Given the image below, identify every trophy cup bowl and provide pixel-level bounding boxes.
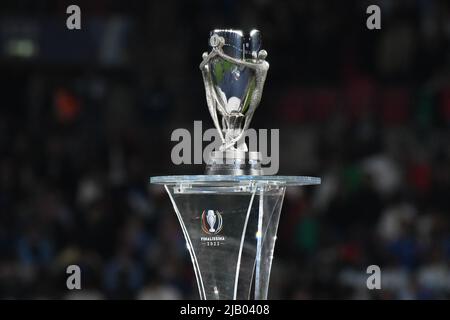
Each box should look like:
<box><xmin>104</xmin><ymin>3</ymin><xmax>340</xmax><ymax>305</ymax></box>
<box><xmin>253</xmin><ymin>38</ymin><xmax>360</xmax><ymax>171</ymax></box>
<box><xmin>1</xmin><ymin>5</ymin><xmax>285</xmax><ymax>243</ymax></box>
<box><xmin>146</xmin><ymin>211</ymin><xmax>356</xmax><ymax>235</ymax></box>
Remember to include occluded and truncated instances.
<box><xmin>151</xmin><ymin>29</ymin><xmax>321</xmax><ymax>300</ymax></box>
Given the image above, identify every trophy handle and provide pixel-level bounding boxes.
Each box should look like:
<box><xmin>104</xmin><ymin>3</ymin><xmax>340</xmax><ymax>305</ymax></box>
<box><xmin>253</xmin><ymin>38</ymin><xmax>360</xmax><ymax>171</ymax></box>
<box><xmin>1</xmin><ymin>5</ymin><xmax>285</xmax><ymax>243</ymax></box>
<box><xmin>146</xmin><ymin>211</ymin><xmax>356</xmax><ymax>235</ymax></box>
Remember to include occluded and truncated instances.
<box><xmin>201</xmin><ymin>63</ymin><xmax>226</xmax><ymax>144</ymax></box>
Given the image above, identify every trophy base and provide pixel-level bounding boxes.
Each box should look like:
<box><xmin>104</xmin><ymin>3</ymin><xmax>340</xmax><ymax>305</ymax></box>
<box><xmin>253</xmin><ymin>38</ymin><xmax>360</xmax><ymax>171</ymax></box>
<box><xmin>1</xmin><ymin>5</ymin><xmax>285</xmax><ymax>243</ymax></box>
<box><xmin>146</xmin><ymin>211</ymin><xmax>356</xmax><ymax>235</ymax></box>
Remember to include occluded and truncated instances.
<box><xmin>150</xmin><ymin>175</ymin><xmax>321</xmax><ymax>300</ymax></box>
<box><xmin>205</xmin><ymin>151</ymin><xmax>262</xmax><ymax>175</ymax></box>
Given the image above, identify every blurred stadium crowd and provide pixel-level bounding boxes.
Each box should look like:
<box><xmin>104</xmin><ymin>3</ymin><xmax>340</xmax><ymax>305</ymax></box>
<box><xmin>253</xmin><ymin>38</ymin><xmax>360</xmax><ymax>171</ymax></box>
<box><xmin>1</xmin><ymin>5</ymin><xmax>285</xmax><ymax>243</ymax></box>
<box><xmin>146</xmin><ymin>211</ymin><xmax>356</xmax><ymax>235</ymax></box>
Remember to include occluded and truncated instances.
<box><xmin>1</xmin><ymin>0</ymin><xmax>450</xmax><ymax>299</ymax></box>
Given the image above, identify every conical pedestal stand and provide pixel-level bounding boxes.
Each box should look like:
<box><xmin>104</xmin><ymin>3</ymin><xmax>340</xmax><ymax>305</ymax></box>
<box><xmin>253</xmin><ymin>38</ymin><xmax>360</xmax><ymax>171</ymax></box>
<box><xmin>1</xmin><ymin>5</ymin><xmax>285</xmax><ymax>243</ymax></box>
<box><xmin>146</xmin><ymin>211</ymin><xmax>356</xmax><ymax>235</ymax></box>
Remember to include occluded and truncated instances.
<box><xmin>150</xmin><ymin>175</ymin><xmax>320</xmax><ymax>300</ymax></box>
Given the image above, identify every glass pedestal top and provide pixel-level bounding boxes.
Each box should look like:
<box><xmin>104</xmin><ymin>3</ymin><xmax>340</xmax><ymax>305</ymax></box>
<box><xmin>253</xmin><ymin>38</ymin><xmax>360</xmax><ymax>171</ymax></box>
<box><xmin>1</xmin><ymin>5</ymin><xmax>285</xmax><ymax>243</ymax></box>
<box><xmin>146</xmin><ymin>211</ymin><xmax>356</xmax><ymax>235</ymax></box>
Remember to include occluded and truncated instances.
<box><xmin>150</xmin><ymin>175</ymin><xmax>321</xmax><ymax>186</ymax></box>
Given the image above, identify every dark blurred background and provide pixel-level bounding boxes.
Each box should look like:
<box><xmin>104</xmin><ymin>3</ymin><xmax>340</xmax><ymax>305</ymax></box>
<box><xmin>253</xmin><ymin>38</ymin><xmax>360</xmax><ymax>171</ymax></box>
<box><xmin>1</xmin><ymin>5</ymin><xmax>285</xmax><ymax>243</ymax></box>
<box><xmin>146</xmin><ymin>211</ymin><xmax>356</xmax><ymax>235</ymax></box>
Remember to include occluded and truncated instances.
<box><xmin>1</xmin><ymin>0</ymin><xmax>450</xmax><ymax>299</ymax></box>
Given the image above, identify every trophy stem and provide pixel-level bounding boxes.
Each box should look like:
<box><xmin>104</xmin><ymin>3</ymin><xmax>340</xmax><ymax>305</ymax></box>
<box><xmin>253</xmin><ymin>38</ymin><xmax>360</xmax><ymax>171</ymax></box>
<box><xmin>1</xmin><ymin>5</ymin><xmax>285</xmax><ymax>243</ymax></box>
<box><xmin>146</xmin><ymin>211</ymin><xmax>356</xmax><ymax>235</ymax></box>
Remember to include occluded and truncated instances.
<box><xmin>205</xmin><ymin>151</ymin><xmax>263</xmax><ymax>175</ymax></box>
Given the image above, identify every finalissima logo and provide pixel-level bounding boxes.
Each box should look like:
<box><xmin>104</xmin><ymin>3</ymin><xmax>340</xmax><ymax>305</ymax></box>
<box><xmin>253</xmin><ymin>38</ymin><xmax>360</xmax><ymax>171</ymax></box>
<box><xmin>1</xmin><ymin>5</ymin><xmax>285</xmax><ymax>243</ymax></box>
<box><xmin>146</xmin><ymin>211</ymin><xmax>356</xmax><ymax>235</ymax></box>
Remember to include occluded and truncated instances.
<box><xmin>201</xmin><ymin>210</ymin><xmax>223</xmax><ymax>235</ymax></box>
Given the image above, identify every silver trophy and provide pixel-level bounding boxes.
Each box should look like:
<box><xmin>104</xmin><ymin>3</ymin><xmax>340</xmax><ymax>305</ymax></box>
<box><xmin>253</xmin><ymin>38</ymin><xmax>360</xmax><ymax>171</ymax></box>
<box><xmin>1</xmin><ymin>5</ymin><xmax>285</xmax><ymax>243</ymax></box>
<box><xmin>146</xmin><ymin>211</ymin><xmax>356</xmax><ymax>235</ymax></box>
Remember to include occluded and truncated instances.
<box><xmin>151</xmin><ymin>29</ymin><xmax>321</xmax><ymax>300</ymax></box>
<box><xmin>200</xmin><ymin>29</ymin><xmax>269</xmax><ymax>175</ymax></box>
